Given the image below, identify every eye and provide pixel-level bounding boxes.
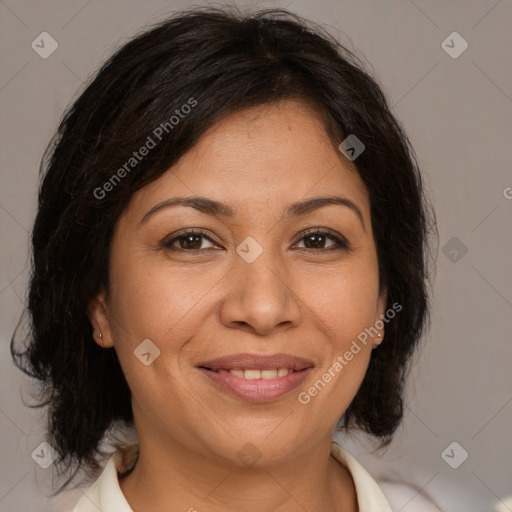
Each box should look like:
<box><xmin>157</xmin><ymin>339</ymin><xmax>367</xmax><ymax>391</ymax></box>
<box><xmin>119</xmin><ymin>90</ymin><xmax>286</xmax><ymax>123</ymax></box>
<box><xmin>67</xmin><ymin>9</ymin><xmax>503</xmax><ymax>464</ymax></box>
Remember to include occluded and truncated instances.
<box><xmin>294</xmin><ymin>229</ymin><xmax>351</xmax><ymax>251</ymax></box>
<box><xmin>161</xmin><ymin>228</ymin><xmax>351</xmax><ymax>253</ymax></box>
<box><xmin>161</xmin><ymin>230</ymin><xmax>218</xmax><ymax>251</ymax></box>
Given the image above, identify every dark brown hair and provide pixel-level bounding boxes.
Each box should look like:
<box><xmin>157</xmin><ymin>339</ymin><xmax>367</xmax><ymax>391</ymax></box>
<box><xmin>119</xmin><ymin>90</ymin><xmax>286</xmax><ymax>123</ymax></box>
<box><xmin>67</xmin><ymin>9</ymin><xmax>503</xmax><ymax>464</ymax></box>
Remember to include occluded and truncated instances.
<box><xmin>11</xmin><ymin>5</ymin><xmax>436</xmax><ymax>491</ymax></box>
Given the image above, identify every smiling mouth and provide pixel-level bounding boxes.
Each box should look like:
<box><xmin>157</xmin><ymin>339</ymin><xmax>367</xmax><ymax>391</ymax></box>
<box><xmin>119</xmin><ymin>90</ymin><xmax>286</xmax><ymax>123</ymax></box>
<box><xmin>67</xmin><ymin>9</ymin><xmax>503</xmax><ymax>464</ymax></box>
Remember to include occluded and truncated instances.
<box><xmin>196</xmin><ymin>352</ymin><xmax>315</xmax><ymax>401</ymax></box>
<box><xmin>199</xmin><ymin>367</ymin><xmax>301</xmax><ymax>379</ymax></box>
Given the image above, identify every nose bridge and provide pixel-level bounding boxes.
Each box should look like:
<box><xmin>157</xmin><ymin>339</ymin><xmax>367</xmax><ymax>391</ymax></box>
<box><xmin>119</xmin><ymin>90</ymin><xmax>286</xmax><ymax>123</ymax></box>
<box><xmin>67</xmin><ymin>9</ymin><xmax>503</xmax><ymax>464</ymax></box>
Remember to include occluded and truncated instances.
<box><xmin>220</xmin><ymin>236</ymin><xmax>301</xmax><ymax>334</ymax></box>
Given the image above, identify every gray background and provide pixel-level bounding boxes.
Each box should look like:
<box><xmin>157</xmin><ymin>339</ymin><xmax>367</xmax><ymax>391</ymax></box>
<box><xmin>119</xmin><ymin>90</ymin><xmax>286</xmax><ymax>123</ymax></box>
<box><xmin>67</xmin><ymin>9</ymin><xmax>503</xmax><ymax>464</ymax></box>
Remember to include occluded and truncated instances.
<box><xmin>1</xmin><ymin>1</ymin><xmax>511</xmax><ymax>511</ymax></box>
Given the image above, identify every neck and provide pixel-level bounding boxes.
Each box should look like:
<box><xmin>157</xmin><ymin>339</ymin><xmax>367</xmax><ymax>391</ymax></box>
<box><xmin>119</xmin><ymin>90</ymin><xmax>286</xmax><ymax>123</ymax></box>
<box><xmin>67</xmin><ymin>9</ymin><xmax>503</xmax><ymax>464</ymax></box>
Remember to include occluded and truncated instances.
<box><xmin>118</xmin><ymin>433</ymin><xmax>357</xmax><ymax>512</ymax></box>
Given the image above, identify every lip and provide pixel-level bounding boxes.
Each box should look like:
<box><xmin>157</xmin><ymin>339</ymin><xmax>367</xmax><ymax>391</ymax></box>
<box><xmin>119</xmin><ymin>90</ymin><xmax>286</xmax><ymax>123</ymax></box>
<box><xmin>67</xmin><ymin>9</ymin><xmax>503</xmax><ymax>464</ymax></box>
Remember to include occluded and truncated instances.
<box><xmin>196</xmin><ymin>352</ymin><xmax>314</xmax><ymax>371</ymax></box>
<box><xmin>196</xmin><ymin>352</ymin><xmax>315</xmax><ymax>403</ymax></box>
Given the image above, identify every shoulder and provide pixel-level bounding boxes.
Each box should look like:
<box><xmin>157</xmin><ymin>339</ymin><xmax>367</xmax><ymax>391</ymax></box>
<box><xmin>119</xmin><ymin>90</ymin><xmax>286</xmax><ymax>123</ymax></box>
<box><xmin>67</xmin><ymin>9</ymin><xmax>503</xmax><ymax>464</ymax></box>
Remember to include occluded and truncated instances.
<box><xmin>378</xmin><ymin>481</ymin><xmax>443</xmax><ymax>511</ymax></box>
<box><xmin>331</xmin><ymin>441</ymin><xmax>394</xmax><ymax>512</ymax></box>
<box><xmin>331</xmin><ymin>442</ymin><xmax>443</xmax><ymax>512</ymax></box>
<box><xmin>70</xmin><ymin>444</ymin><xmax>138</xmax><ymax>512</ymax></box>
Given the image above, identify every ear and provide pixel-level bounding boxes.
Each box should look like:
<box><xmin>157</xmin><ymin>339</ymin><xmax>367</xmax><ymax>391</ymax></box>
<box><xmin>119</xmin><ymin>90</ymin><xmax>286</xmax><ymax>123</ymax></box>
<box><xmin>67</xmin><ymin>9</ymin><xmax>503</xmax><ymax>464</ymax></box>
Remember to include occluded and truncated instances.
<box><xmin>376</xmin><ymin>285</ymin><xmax>388</xmax><ymax>318</ymax></box>
<box><xmin>87</xmin><ymin>288</ymin><xmax>114</xmax><ymax>348</ymax></box>
<box><xmin>373</xmin><ymin>285</ymin><xmax>388</xmax><ymax>348</ymax></box>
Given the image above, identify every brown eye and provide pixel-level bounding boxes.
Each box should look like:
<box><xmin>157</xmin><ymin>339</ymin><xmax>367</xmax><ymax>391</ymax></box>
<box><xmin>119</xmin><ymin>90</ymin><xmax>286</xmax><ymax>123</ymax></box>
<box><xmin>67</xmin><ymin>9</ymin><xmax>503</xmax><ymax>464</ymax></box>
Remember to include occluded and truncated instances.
<box><xmin>295</xmin><ymin>230</ymin><xmax>350</xmax><ymax>251</ymax></box>
<box><xmin>176</xmin><ymin>234</ymin><xmax>203</xmax><ymax>250</ymax></box>
<box><xmin>302</xmin><ymin>233</ymin><xmax>329</xmax><ymax>249</ymax></box>
<box><xmin>162</xmin><ymin>231</ymin><xmax>217</xmax><ymax>251</ymax></box>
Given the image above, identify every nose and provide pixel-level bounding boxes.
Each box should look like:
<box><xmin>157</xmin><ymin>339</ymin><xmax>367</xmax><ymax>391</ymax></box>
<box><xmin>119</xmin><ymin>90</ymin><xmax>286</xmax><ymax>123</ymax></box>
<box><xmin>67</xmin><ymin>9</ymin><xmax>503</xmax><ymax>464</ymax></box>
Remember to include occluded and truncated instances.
<box><xmin>218</xmin><ymin>245</ymin><xmax>302</xmax><ymax>336</ymax></box>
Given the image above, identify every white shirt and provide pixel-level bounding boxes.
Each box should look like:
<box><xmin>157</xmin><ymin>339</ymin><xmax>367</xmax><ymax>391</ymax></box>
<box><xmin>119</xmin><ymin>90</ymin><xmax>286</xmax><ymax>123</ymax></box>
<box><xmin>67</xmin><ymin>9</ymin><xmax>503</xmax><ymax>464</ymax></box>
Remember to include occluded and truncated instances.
<box><xmin>71</xmin><ymin>441</ymin><xmax>393</xmax><ymax>511</ymax></box>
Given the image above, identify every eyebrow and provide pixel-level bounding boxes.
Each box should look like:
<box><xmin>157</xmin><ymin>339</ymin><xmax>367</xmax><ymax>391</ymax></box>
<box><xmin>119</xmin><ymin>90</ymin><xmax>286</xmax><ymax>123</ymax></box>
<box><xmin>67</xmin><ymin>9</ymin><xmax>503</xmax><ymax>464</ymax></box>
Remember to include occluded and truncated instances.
<box><xmin>139</xmin><ymin>195</ymin><xmax>365</xmax><ymax>230</ymax></box>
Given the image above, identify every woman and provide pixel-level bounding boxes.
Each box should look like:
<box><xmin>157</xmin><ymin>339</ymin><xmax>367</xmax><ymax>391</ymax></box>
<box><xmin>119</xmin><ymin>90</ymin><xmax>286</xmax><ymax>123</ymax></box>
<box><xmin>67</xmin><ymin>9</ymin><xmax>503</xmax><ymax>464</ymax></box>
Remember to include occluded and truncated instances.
<box><xmin>11</xmin><ymin>6</ymin><xmax>435</xmax><ymax>511</ymax></box>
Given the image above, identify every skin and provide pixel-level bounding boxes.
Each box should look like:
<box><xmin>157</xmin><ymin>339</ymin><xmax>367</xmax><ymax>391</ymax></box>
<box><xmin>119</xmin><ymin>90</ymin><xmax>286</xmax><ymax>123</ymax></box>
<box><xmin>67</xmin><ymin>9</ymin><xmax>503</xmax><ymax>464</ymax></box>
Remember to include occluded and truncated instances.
<box><xmin>89</xmin><ymin>99</ymin><xmax>387</xmax><ymax>512</ymax></box>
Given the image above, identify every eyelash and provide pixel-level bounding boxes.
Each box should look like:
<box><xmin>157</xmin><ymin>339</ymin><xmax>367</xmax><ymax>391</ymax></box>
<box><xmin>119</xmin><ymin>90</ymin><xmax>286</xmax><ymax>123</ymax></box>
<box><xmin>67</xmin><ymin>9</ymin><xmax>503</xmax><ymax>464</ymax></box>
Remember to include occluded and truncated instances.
<box><xmin>161</xmin><ymin>228</ymin><xmax>351</xmax><ymax>253</ymax></box>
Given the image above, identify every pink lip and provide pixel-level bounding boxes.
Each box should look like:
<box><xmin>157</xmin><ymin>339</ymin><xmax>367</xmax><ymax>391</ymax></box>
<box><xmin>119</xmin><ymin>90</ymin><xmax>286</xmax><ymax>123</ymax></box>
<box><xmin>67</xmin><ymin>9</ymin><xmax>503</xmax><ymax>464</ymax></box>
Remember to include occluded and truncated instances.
<box><xmin>196</xmin><ymin>352</ymin><xmax>315</xmax><ymax>402</ymax></box>
<box><xmin>196</xmin><ymin>352</ymin><xmax>314</xmax><ymax>371</ymax></box>
<box><xmin>199</xmin><ymin>367</ymin><xmax>313</xmax><ymax>402</ymax></box>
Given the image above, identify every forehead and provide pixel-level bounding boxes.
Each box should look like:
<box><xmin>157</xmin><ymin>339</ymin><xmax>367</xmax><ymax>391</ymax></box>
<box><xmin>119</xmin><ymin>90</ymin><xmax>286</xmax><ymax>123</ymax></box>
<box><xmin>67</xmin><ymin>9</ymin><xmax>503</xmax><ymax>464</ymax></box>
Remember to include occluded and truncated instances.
<box><xmin>127</xmin><ymin>99</ymin><xmax>370</xmax><ymax>222</ymax></box>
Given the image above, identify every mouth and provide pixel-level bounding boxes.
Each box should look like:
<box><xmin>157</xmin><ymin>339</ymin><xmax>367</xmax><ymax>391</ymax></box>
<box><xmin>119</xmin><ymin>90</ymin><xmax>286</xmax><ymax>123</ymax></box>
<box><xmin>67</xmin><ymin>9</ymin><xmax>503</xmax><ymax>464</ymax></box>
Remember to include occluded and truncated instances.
<box><xmin>196</xmin><ymin>353</ymin><xmax>314</xmax><ymax>402</ymax></box>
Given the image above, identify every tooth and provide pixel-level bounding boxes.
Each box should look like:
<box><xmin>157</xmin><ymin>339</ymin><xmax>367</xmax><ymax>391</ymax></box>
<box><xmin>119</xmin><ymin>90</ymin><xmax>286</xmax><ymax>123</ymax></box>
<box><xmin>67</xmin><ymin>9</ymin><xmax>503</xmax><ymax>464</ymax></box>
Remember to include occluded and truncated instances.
<box><xmin>261</xmin><ymin>369</ymin><xmax>278</xmax><ymax>379</ymax></box>
<box><xmin>277</xmin><ymin>368</ymin><xmax>289</xmax><ymax>377</ymax></box>
<box><xmin>244</xmin><ymin>369</ymin><xmax>261</xmax><ymax>379</ymax></box>
<box><xmin>229</xmin><ymin>369</ymin><xmax>244</xmax><ymax>378</ymax></box>
<box><xmin>218</xmin><ymin>369</ymin><xmax>228</xmax><ymax>374</ymax></box>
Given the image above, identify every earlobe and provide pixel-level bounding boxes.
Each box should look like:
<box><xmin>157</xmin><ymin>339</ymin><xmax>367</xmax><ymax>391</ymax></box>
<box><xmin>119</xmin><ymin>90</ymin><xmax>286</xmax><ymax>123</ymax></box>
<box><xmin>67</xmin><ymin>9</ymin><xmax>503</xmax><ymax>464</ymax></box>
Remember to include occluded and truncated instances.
<box><xmin>87</xmin><ymin>289</ymin><xmax>114</xmax><ymax>348</ymax></box>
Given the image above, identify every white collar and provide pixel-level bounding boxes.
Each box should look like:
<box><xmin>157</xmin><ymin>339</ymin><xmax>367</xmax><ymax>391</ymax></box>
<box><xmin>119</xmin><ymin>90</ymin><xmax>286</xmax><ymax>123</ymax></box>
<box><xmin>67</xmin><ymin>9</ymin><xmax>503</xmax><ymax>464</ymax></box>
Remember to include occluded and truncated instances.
<box><xmin>73</xmin><ymin>441</ymin><xmax>392</xmax><ymax>511</ymax></box>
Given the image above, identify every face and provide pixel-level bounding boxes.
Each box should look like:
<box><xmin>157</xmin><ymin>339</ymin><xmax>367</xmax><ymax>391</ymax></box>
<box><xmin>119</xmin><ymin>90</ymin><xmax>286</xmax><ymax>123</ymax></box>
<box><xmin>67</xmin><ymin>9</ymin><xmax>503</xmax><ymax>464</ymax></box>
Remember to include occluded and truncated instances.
<box><xmin>89</xmin><ymin>99</ymin><xmax>387</xmax><ymax>465</ymax></box>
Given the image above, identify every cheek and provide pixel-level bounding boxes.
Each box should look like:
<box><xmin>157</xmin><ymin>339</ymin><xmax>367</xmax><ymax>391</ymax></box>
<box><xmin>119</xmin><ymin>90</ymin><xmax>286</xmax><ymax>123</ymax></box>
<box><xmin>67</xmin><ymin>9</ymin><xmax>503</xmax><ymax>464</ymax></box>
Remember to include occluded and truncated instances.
<box><xmin>106</xmin><ymin>258</ymin><xmax>197</xmax><ymax>417</ymax></box>
<box><xmin>106</xmin><ymin>253</ymin><xmax>228</xmax><ymax>401</ymax></box>
<box><xmin>305</xmin><ymin>257</ymin><xmax>381</xmax><ymax>344</ymax></box>
<box><xmin>295</xmin><ymin>258</ymin><xmax>379</xmax><ymax>411</ymax></box>
<box><xmin>108</xmin><ymin>254</ymin><xmax>212</xmax><ymax>343</ymax></box>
